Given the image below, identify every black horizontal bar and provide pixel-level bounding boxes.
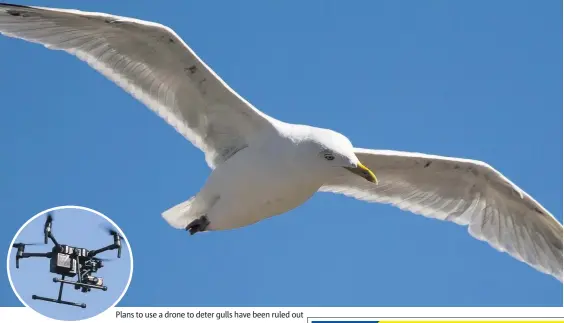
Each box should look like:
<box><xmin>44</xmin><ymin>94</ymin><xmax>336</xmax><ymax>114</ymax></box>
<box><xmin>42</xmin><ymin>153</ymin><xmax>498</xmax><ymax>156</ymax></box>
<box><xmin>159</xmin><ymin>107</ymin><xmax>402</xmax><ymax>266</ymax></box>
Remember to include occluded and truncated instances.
<box><xmin>31</xmin><ymin>295</ymin><xmax>86</xmax><ymax>308</ymax></box>
<box><xmin>53</xmin><ymin>278</ymin><xmax>107</xmax><ymax>291</ymax></box>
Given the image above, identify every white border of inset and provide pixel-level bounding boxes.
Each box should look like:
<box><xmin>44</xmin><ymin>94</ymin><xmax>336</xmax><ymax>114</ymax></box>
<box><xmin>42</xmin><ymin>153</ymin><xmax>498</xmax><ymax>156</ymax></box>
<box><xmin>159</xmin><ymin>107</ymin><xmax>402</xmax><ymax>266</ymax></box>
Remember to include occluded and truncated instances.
<box><xmin>6</xmin><ymin>205</ymin><xmax>134</xmax><ymax>322</ymax></box>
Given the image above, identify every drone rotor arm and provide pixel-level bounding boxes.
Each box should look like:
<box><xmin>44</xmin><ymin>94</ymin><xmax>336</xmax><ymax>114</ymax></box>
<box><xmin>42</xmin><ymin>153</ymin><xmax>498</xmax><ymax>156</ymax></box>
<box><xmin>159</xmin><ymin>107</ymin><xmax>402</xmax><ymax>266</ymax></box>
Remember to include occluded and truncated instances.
<box><xmin>21</xmin><ymin>252</ymin><xmax>52</xmax><ymax>258</ymax></box>
<box><xmin>14</xmin><ymin>252</ymin><xmax>52</xmax><ymax>269</ymax></box>
<box><xmin>88</xmin><ymin>244</ymin><xmax>117</xmax><ymax>257</ymax></box>
<box><xmin>89</xmin><ymin>229</ymin><xmax>123</xmax><ymax>258</ymax></box>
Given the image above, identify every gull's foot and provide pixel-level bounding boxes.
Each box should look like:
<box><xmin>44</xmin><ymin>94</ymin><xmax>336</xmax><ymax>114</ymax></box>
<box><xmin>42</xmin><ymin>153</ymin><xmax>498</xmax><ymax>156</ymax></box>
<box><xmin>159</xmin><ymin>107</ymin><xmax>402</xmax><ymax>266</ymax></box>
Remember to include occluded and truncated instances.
<box><xmin>186</xmin><ymin>216</ymin><xmax>210</xmax><ymax>235</ymax></box>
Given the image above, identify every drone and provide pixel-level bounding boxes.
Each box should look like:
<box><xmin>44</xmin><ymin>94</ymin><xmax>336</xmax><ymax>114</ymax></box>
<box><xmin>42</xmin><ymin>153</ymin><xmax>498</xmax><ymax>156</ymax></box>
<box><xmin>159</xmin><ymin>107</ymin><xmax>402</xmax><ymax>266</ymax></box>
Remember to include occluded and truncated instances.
<box><xmin>12</xmin><ymin>213</ymin><xmax>123</xmax><ymax>308</ymax></box>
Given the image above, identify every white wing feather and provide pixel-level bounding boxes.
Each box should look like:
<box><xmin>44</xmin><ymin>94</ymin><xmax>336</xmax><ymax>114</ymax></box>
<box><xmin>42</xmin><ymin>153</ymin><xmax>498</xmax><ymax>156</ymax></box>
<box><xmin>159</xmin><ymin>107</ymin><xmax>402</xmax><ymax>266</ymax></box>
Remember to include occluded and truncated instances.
<box><xmin>0</xmin><ymin>3</ymin><xmax>276</xmax><ymax>168</ymax></box>
<box><xmin>320</xmin><ymin>148</ymin><xmax>563</xmax><ymax>281</ymax></box>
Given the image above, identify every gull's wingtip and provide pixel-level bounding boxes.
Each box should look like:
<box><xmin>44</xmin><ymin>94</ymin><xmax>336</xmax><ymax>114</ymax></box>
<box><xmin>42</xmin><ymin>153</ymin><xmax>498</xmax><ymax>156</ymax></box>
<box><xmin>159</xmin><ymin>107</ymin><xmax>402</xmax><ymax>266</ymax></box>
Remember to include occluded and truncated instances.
<box><xmin>0</xmin><ymin>3</ymin><xmax>32</xmax><ymax>9</ymax></box>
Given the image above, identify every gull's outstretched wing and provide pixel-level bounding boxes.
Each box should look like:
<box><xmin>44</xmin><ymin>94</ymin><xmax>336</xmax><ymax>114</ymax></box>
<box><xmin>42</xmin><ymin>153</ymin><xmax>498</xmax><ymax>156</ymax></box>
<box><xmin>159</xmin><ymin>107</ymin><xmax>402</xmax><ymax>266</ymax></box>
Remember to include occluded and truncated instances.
<box><xmin>320</xmin><ymin>148</ymin><xmax>563</xmax><ymax>281</ymax></box>
<box><xmin>0</xmin><ymin>3</ymin><xmax>275</xmax><ymax>168</ymax></box>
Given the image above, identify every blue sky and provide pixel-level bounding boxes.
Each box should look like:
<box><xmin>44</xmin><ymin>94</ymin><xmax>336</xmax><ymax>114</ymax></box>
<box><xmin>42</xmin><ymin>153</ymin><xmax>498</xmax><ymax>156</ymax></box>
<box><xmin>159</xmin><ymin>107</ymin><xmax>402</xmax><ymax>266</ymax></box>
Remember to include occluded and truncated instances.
<box><xmin>0</xmin><ymin>0</ymin><xmax>561</xmax><ymax>307</ymax></box>
<box><xmin>6</xmin><ymin>208</ymin><xmax>132</xmax><ymax>320</ymax></box>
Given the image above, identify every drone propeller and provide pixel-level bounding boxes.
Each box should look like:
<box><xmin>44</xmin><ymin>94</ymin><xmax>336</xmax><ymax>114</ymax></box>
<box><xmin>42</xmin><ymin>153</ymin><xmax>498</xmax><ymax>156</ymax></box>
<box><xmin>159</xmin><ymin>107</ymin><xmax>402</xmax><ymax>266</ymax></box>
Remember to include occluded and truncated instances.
<box><xmin>43</xmin><ymin>213</ymin><xmax>54</xmax><ymax>244</ymax></box>
<box><xmin>100</xmin><ymin>224</ymin><xmax>123</xmax><ymax>238</ymax></box>
<box><xmin>12</xmin><ymin>243</ymin><xmax>29</xmax><ymax>269</ymax></box>
<box><xmin>100</xmin><ymin>224</ymin><xmax>123</xmax><ymax>258</ymax></box>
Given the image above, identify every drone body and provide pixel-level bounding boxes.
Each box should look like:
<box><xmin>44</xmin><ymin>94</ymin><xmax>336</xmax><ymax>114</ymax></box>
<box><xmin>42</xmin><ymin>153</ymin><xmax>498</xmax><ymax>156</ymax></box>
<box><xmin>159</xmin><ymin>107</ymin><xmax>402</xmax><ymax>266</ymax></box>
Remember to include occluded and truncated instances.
<box><xmin>12</xmin><ymin>213</ymin><xmax>123</xmax><ymax>308</ymax></box>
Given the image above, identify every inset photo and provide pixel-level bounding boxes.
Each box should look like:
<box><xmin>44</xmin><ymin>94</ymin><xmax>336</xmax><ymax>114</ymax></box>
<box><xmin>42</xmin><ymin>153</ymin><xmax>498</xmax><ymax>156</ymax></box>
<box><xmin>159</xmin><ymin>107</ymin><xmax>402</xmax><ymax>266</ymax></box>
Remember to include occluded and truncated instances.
<box><xmin>6</xmin><ymin>206</ymin><xmax>133</xmax><ymax>321</ymax></box>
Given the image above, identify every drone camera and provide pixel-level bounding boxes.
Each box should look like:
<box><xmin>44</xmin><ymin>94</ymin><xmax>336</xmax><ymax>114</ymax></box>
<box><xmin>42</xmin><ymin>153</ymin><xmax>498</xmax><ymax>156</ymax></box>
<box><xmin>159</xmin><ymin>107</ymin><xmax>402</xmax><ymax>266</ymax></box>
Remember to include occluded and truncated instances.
<box><xmin>84</xmin><ymin>275</ymin><xmax>103</xmax><ymax>287</ymax></box>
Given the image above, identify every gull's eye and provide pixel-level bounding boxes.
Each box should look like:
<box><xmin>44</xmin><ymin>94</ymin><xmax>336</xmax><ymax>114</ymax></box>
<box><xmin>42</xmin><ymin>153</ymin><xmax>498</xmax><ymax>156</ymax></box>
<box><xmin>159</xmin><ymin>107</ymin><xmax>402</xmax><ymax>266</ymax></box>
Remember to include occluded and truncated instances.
<box><xmin>324</xmin><ymin>153</ymin><xmax>335</xmax><ymax>161</ymax></box>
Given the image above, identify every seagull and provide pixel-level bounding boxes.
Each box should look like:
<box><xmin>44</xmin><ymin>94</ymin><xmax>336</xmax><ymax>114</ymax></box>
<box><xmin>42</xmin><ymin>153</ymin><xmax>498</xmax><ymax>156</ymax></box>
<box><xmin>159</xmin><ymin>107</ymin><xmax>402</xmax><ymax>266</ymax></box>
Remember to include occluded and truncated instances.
<box><xmin>0</xmin><ymin>3</ymin><xmax>561</xmax><ymax>282</ymax></box>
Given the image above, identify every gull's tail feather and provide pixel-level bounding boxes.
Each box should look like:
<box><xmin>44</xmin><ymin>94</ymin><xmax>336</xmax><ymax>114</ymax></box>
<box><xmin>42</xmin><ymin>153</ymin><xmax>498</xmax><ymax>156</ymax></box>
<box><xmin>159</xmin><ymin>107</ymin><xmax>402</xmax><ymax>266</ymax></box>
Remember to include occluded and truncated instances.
<box><xmin>162</xmin><ymin>197</ymin><xmax>197</xmax><ymax>229</ymax></box>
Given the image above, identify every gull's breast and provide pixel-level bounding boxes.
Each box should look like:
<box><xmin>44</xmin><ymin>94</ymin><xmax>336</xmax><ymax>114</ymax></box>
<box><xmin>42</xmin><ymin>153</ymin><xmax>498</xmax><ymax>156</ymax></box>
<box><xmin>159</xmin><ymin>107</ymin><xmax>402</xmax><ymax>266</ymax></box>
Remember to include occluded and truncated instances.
<box><xmin>204</xmin><ymin>139</ymin><xmax>325</xmax><ymax>230</ymax></box>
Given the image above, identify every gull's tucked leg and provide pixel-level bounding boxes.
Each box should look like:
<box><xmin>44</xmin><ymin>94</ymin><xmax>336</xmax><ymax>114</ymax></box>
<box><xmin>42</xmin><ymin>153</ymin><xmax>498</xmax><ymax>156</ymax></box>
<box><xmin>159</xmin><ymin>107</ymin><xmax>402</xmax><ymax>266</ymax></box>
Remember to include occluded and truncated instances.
<box><xmin>185</xmin><ymin>215</ymin><xmax>210</xmax><ymax>235</ymax></box>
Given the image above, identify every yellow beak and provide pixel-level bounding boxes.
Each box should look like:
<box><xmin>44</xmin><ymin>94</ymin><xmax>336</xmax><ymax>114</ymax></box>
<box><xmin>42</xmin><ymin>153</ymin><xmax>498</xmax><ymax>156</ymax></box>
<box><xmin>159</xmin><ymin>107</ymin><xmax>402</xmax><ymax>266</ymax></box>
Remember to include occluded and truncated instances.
<box><xmin>345</xmin><ymin>162</ymin><xmax>378</xmax><ymax>184</ymax></box>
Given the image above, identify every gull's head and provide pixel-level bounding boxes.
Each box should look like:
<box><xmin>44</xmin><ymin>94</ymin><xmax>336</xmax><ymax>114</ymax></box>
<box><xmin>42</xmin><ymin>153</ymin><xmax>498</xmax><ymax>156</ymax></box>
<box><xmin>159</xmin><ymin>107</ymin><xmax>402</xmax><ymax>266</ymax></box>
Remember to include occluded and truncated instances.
<box><xmin>303</xmin><ymin>128</ymin><xmax>377</xmax><ymax>184</ymax></box>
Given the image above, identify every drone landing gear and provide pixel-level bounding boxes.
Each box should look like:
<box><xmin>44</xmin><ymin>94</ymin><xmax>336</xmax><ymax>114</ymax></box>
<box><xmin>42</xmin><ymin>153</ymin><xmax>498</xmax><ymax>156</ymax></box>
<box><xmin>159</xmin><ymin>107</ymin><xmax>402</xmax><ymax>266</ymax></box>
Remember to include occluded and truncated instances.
<box><xmin>32</xmin><ymin>295</ymin><xmax>85</xmax><ymax>308</ymax></box>
<box><xmin>54</xmin><ymin>277</ymin><xmax>107</xmax><ymax>292</ymax></box>
<box><xmin>32</xmin><ymin>275</ymin><xmax>87</xmax><ymax>308</ymax></box>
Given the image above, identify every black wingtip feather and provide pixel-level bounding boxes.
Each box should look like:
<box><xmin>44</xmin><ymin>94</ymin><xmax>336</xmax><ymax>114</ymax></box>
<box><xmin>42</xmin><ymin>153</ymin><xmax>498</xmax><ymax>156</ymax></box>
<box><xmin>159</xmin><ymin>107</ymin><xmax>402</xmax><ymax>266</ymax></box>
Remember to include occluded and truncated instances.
<box><xmin>0</xmin><ymin>3</ymin><xmax>33</xmax><ymax>9</ymax></box>
<box><xmin>0</xmin><ymin>3</ymin><xmax>34</xmax><ymax>17</ymax></box>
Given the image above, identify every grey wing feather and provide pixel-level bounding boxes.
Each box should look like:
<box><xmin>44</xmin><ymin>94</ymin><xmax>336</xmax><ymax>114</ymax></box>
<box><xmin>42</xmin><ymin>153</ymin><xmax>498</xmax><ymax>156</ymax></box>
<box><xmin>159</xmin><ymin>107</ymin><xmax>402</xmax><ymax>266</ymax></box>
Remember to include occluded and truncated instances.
<box><xmin>320</xmin><ymin>148</ymin><xmax>563</xmax><ymax>281</ymax></box>
<box><xmin>0</xmin><ymin>3</ymin><xmax>275</xmax><ymax>168</ymax></box>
